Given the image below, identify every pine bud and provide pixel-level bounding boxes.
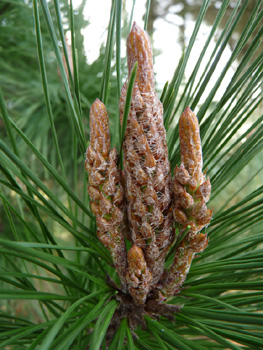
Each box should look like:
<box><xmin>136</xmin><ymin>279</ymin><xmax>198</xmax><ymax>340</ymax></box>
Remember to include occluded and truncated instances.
<box><xmin>126</xmin><ymin>245</ymin><xmax>153</xmax><ymax>305</ymax></box>
<box><xmin>85</xmin><ymin>99</ymin><xmax>127</xmax><ymax>289</ymax></box>
<box><xmin>161</xmin><ymin>107</ymin><xmax>212</xmax><ymax>296</ymax></box>
<box><xmin>173</xmin><ymin>107</ymin><xmax>212</xmax><ymax>232</ymax></box>
<box><xmin>161</xmin><ymin>233</ymin><xmax>208</xmax><ymax>296</ymax></box>
<box><xmin>179</xmin><ymin>107</ymin><xmax>203</xmax><ymax>188</ymax></box>
<box><xmin>120</xmin><ymin>22</ymin><xmax>174</xmax><ymax>285</ymax></box>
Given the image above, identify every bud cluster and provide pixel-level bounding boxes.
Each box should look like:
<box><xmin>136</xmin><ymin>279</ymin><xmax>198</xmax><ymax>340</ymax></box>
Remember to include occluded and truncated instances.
<box><xmin>85</xmin><ymin>23</ymin><xmax>212</xmax><ymax>315</ymax></box>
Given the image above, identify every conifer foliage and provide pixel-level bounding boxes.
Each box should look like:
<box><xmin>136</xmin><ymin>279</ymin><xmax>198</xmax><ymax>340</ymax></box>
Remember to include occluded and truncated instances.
<box><xmin>0</xmin><ymin>0</ymin><xmax>263</xmax><ymax>349</ymax></box>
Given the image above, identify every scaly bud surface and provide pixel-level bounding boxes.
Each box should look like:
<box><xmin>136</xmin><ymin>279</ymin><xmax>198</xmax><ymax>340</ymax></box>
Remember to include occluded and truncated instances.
<box><xmin>85</xmin><ymin>99</ymin><xmax>127</xmax><ymax>289</ymax></box>
<box><xmin>120</xmin><ymin>22</ymin><xmax>174</xmax><ymax>285</ymax></box>
<box><xmin>161</xmin><ymin>107</ymin><xmax>212</xmax><ymax>296</ymax></box>
<box><xmin>126</xmin><ymin>245</ymin><xmax>153</xmax><ymax>305</ymax></box>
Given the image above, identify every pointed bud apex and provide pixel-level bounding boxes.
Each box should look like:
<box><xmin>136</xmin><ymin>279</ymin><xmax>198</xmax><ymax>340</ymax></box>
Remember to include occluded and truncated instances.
<box><xmin>89</xmin><ymin>99</ymin><xmax>111</xmax><ymax>159</ymax></box>
<box><xmin>179</xmin><ymin>107</ymin><xmax>203</xmax><ymax>182</ymax></box>
<box><xmin>127</xmin><ymin>244</ymin><xmax>153</xmax><ymax>305</ymax></box>
<box><xmin>127</xmin><ymin>22</ymin><xmax>154</xmax><ymax>92</ymax></box>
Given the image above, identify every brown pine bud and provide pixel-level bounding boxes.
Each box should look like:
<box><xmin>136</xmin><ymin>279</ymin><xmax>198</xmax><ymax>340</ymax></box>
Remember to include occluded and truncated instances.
<box><xmin>179</xmin><ymin>106</ymin><xmax>203</xmax><ymax>186</ymax></box>
<box><xmin>160</xmin><ymin>233</ymin><xmax>208</xmax><ymax>296</ymax></box>
<box><xmin>163</xmin><ymin>107</ymin><xmax>212</xmax><ymax>297</ymax></box>
<box><xmin>126</xmin><ymin>245</ymin><xmax>153</xmax><ymax>305</ymax></box>
<box><xmin>126</xmin><ymin>22</ymin><xmax>155</xmax><ymax>94</ymax></box>
<box><xmin>85</xmin><ymin>99</ymin><xmax>127</xmax><ymax>290</ymax></box>
<box><xmin>89</xmin><ymin>99</ymin><xmax>110</xmax><ymax>158</ymax></box>
<box><xmin>172</xmin><ymin>107</ymin><xmax>212</xmax><ymax>233</ymax></box>
<box><xmin>120</xmin><ymin>22</ymin><xmax>173</xmax><ymax>285</ymax></box>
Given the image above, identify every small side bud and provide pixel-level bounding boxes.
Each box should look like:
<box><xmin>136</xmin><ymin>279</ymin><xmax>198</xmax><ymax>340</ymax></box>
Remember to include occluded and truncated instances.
<box><xmin>127</xmin><ymin>245</ymin><xmax>153</xmax><ymax>305</ymax></box>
